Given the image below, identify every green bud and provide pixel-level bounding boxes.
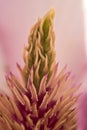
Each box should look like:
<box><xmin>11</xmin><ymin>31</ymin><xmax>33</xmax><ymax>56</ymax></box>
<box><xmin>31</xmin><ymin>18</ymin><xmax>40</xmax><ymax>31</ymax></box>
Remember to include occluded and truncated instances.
<box><xmin>23</xmin><ymin>9</ymin><xmax>56</xmax><ymax>91</ymax></box>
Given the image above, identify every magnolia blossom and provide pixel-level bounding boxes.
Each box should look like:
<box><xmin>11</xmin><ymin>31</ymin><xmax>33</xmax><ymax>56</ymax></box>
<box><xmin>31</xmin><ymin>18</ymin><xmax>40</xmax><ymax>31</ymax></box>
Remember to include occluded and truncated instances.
<box><xmin>0</xmin><ymin>1</ymin><xmax>87</xmax><ymax>130</ymax></box>
<box><xmin>0</xmin><ymin>8</ymin><xmax>80</xmax><ymax>130</ymax></box>
<box><xmin>0</xmin><ymin>0</ymin><xmax>86</xmax><ymax>78</ymax></box>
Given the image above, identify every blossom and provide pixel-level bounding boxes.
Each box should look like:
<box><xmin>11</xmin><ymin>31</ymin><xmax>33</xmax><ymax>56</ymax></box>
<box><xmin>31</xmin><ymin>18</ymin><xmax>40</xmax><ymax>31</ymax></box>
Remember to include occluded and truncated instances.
<box><xmin>0</xmin><ymin>9</ymin><xmax>80</xmax><ymax>130</ymax></box>
<box><xmin>0</xmin><ymin>0</ymin><xmax>86</xmax><ymax>78</ymax></box>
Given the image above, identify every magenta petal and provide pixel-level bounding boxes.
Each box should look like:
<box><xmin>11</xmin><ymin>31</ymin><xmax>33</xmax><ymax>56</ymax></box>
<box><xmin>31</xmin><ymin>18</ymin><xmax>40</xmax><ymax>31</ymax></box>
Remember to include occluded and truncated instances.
<box><xmin>77</xmin><ymin>93</ymin><xmax>87</xmax><ymax>130</ymax></box>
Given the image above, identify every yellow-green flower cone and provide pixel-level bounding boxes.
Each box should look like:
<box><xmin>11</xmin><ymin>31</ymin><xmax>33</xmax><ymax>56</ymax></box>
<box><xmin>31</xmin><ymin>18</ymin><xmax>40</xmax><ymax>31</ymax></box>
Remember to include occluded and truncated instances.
<box><xmin>23</xmin><ymin>9</ymin><xmax>56</xmax><ymax>91</ymax></box>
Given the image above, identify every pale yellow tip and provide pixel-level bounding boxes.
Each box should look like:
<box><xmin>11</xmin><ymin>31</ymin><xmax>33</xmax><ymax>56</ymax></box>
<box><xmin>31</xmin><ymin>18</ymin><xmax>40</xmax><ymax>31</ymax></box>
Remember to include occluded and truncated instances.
<box><xmin>44</xmin><ymin>8</ymin><xmax>55</xmax><ymax>20</ymax></box>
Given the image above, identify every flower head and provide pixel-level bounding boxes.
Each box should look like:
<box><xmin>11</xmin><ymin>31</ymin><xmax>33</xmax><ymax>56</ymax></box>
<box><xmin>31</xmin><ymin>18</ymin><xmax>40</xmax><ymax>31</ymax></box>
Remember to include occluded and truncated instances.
<box><xmin>0</xmin><ymin>9</ymin><xmax>80</xmax><ymax>130</ymax></box>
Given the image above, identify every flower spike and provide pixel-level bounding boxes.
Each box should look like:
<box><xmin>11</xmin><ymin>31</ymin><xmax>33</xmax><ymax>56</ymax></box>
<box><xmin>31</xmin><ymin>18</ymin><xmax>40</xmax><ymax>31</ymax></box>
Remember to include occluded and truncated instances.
<box><xmin>0</xmin><ymin>9</ymin><xmax>80</xmax><ymax>130</ymax></box>
<box><xmin>23</xmin><ymin>9</ymin><xmax>56</xmax><ymax>91</ymax></box>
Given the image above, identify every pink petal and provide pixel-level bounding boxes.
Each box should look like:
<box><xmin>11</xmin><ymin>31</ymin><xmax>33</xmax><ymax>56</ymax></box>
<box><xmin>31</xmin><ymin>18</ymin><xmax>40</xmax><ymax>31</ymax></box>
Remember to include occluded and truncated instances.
<box><xmin>77</xmin><ymin>93</ymin><xmax>87</xmax><ymax>130</ymax></box>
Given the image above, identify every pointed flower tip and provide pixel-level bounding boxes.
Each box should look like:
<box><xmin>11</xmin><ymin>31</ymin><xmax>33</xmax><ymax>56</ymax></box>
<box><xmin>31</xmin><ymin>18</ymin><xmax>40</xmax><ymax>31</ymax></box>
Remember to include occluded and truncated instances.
<box><xmin>9</xmin><ymin>71</ymin><xmax>13</xmax><ymax>76</ymax></box>
<box><xmin>43</xmin><ymin>8</ymin><xmax>55</xmax><ymax>23</ymax></box>
<box><xmin>47</xmin><ymin>8</ymin><xmax>55</xmax><ymax>19</ymax></box>
<box><xmin>16</xmin><ymin>62</ymin><xmax>19</xmax><ymax>68</ymax></box>
<box><xmin>54</xmin><ymin>63</ymin><xmax>59</xmax><ymax>72</ymax></box>
<box><xmin>5</xmin><ymin>75</ymin><xmax>8</xmax><ymax>81</ymax></box>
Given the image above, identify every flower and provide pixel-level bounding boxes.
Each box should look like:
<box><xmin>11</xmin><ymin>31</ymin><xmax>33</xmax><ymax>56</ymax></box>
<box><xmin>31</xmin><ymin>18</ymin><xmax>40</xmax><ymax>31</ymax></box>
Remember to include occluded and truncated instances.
<box><xmin>0</xmin><ymin>9</ymin><xmax>80</xmax><ymax>130</ymax></box>
<box><xmin>0</xmin><ymin>0</ymin><xmax>86</xmax><ymax>79</ymax></box>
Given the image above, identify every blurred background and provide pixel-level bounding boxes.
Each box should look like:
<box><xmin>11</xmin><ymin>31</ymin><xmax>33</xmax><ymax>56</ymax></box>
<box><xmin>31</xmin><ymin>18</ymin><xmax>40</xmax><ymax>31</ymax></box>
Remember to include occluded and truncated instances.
<box><xmin>0</xmin><ymin>0</ymin><xmax>87</xmax><ymax>92</ymax></box>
